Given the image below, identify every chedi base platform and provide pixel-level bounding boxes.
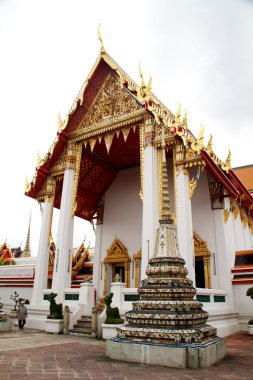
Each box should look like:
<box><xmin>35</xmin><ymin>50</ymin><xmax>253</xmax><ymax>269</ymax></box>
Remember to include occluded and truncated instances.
<box><xmin>106</xmin><ymin>337</ymin><xmax>226</xmax><ymax>368</ymax></box>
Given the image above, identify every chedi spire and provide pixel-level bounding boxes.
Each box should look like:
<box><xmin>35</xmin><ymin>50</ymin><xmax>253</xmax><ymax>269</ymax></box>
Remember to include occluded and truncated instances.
<box><xmin>107</xmin><ymin>125</ymin><xmax>225</xmax><ymax>368</ymax></box>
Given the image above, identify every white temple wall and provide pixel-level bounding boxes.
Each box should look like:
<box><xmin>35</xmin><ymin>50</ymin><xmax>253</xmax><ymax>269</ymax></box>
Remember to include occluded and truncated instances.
<box><xmin>191</xmin><ymin>171</ymin><xmax>218</xmax><ymax>288</ymax></box>
<box><xmin>233</xmin><ymin>284</ymin><xmax>253</xmax><ymax>331</ymax></box>
<box><xmin>98</xmin><ymin>166</ymin><xmax>142</xmax><ymax>297</ymax></box>
<box><xmin>243</xmin><ymin>225</ymin><xmax>252</xmax><ymax>249</ymax></box>
<box><xmin>0</xmin><ymin>287</ymin><xmax>32</xmax><ymax>306</ymax></box>
<box><xmin>233</xmin><ymin>215</ymin><xmax>247</xmax><ymax>250</ymax></box>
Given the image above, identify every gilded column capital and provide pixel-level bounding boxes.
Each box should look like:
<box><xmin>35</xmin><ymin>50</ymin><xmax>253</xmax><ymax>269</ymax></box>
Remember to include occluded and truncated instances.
<box><xmin>66</xmin><ymin>142</ymin><xmax>77</xmax><ymax>170</ymax></box>
<box><xmin>96</xmin><ymin>198</ymin><xmax>105</xmax><ymax>225</ymax></box>
<box><xmin>44</xmin><ymin>177</ymin><xmax>56</xmax><ymax>203</ymax></box>
<box><xmin>143</xmin><ymin>117</ymin><xmax>155</xmax><ymax>147</ymax></box>
<box><xmin>174</xmin><ymin>143</ymin><xmax>185</xmax><ymax>164</ymax></box>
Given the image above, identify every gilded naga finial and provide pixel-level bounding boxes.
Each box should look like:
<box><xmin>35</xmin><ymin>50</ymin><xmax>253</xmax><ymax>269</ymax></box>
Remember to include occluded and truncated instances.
<box><xmin>225</xmin><ymin>150</ymin><xmax>231</xmax><ymax>169</ymax></box>
<box><xmin>138</xmin><ymin>61</ymin><xmax>146</xmax><ymax>89</ymax></box>
<box><xmin>197</xmin><ymin>124</ymin><xmax>204</xmax><ymax>147</ymax></box>
<box><xmin>174</xmin><ymin>104</ymin><xmax>181</xmax><ymax>126</ymax></box>
<box><xmin>146</xmin><ymin>75</ymin><xmax>152</xmax><ymax>96</ymax></box>
<box><xmin>58</xmin><ymin>112</ymin><xmax>63</xmax><ymax>130</ymax></box>
<box><xmin>98</xmin><ymin>24</ymin><xmax>105</xmax><ymax>55</ymax></box>
<box><xmin>25</xmin><ymin>176</ymin><xmax>31</xmax><ymax>192</ymax></box>
<box><xmin>37</xmin><ymin>150</ymin><xmax>41</xmax><ymax>166</ymax></box>
<box><xmin>207</xmin><ymin>134</ymin><xmax>213</xmax><ymax>153</ymax></box>
<box><xmin>182</xmin><ymin>109</ymin><xmax>188</xmax><ymax>129</ymax></box>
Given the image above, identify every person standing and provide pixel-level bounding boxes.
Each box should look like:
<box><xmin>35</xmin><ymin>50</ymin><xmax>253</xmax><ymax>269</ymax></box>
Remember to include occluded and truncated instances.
<box><xmin>17</xmin><ymin>300</ymin><xmax>28</xmax><ymax>329</ymax></box>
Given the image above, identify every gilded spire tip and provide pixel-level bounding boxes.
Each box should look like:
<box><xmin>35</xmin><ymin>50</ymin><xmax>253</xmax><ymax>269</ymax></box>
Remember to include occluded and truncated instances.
<box><xmin>98</xmin><ymin>23</ymin><xmax>105</xmax><ymax>55</ymax></box>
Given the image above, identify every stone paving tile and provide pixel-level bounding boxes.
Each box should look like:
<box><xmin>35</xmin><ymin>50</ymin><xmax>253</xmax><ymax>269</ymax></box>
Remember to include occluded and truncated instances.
<box><xmin>0</xmin><ymin>330</ymin><xmax>253</xmax><ymax>379</ymax></box>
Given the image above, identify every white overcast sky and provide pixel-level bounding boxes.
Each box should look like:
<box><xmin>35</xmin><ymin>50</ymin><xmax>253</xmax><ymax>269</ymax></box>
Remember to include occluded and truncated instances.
<box><xmin>0</xmin><ymin>0</ymin><xmax>252</xmax><ymax>256</ymax></box>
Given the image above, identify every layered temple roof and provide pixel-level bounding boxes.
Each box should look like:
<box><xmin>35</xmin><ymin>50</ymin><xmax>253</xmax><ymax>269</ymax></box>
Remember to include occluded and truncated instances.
<box><xmin>25</xmin><ymin>48</ymin><xmax>253</xmax><ymax>223</ymax></box>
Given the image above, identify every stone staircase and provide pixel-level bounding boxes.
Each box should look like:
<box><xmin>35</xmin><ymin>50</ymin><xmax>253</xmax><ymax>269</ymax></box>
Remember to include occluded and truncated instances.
<box><xmin>69</xmin><ymin>315</ymin><xmax>93</xmax><ymax>337</ymax></box>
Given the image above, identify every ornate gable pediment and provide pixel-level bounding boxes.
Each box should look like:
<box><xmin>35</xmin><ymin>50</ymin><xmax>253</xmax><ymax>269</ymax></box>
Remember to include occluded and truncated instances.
<box><xmin>104</xmin><ymin>238</ymin><xmax>130</xmax><ymax>264</ymax></box>
<box><xmin>81</xmin><ymin>73</ymin><xmax>140</xmax><ymax>129</ymax></box>
<box><xmin>193</xmin><ymin>232</ymin><xmax>211</xmax><ymax>257</ymax></box>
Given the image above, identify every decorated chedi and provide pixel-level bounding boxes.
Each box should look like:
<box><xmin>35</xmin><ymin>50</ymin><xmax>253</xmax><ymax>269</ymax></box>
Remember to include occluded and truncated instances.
<box><xmin>107</xmin><ymin>126</ymin><xmax>225</xmax><ymax>368</ymax></box>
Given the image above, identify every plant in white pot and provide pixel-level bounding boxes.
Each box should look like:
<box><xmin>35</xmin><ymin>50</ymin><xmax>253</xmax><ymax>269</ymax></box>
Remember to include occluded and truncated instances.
<box><xmin>45</xmin><ymin>293</ymin><xmax>64</xmax><ymax>334</ymax></box>
<box><xmin>246</xmin><ymin>287</ymin><xmax>253</xmax><ymax>335</ymax></box>
<box><xmin>102</xmin><ymin>293</ymin><xmax>124</xmax><ymax>340</ymax></box>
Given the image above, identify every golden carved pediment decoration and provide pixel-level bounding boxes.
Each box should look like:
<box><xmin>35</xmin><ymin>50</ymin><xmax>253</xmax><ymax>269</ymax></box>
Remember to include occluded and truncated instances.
<box><xmin>104</xmin><ymin>237</ymin><xmax>130</xmax><ymax>264</ymax></box>
<box><xmin>133</xmin><ymin>249</ymin><xmax>142</xmax><ymax>260</ymax></box>
<box><xmin>49</xmin><ymin>145</ymin><xmax>68</xmax><ymax>175</ymax></box>
<box><xmin>81</xmin><ymin>74</ymin><xmax>140</xmax><ymax>129</ymax></box>
<box><xmin>193</xmin><ymin>232</ymin><xmax>211</xmax><ymax>257</ymax></box>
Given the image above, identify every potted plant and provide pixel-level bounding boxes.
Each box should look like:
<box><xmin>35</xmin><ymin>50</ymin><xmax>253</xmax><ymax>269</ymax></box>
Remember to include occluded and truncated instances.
<box><xmin>246</xmin><ymin>287</ymin><xmax>253</xmax><ymax>335</ymax></box>
<box><xmin>45</xmin><ymin>292</ymin><xmax>64</xmax><ymax>334</ymax></box>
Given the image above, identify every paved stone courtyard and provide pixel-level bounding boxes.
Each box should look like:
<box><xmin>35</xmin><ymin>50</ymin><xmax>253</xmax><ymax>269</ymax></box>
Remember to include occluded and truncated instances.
<box><xmin>0</xmin><ymin>328</ymin><xmax>252</xmax><ymax>380</ymax></box>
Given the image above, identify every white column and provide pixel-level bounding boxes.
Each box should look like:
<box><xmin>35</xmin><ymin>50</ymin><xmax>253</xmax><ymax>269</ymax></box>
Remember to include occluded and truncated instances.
<box><xmin>176</xmin><ymin>167</ymin><xmax>195</xmax><ymax>283</ymax></box>
<box><xmin>93</xmin><ymin>224</ymin><xmax>103</xmax><ymax>300</ymax></box>
<box><xmin>79</xmin><ymin>283</ymin><xmax>95</xmax><ymax>315</ymax></box>
<box><xmin>51</xmin><ymin>164</ymin><xmax>75</xmax><ymax>303</ymax></box>
<box><xmin>31</xmin><ymin>195</ymin><xmax>53</xmax><ymax>305</ymax></box>
<box><xmin>141</xmin><ymin>119</ymin><xmax>159</xmax><ymax>280</ymax></box>
<box><xmin>212</xmin><ymin>209</ymin><xmax>235</xmax><ymax>307</ymax></box>
<box><xmin>92</xmin><ymin>199</ymin><xmax>104</xmax><ymax>301</ymax></box>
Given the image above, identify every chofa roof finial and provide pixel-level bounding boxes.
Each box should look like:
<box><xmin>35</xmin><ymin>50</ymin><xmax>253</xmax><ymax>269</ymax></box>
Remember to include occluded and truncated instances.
<box><xmin>98</xmin><ymin>23</ymin><xmax>105</xmax><ymax>55</ymax></box>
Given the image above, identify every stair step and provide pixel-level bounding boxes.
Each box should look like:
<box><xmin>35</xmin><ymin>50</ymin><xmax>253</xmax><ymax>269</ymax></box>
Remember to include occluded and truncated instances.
<box><xmin>76</xmin><ymin>322</ymin><xmax>91</xmax><ymax>327</ymax></box>
<box><xmin>69</xmin><ymin>330</ymin><xmax>93</xmax><ymax>338</ymax></box>
<box><xmin>77</xmin><ymin>319</ymin><xmax>91</xmax><ymax>325</ymax></box>
<box><xmin>73</xmin><ymin>326</ymin><xmax>92</xmax><ymax>332</ymax></box>
<box><xmin>80</xmin><ymin>317</ymin><xmax>92</xmax><ymax>321</ymax></box>
<box><xmin>69</xmin><ymin>315</ymin><xmax>93</xmax><ymax>337</ymax></box>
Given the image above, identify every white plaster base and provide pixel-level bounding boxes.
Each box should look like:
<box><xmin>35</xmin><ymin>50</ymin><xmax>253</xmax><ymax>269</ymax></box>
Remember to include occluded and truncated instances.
<box><xmin>106</xmin><ymin>338</ymin><xmax>226</xmax><ymax>368</ymax></box>
<box><xmin>0</xmin><ymin>320</ymin><xmax>11</xmax><ymax>332</ymax></box>
<box><xmin>248</xmin><ymin>325</ymin><xmax>253</xmax><ymax>335</ymax></box>
<box><xmin>45</xmin><ymin>319</ymin><xmax>64</xmax><ymax>334</ymax></box>
<box><xmin>102</xmin><ymin>323</ymin><xmax>124</xmax><ymax>340</ymax></box>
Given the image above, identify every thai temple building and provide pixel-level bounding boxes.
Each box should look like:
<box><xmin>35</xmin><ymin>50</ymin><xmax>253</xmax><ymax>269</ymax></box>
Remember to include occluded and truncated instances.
<box><xmin>1</xmin><ymin>34</ymin><xmax>253</xmax><ymax>337</ymax></box>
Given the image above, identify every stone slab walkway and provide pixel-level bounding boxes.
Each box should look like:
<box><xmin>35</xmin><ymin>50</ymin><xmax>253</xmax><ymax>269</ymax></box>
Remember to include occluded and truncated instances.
<box><xmin>0</xmin><ymin>328</ymin><xmax>252</xmax><ymax>380</ymax></box>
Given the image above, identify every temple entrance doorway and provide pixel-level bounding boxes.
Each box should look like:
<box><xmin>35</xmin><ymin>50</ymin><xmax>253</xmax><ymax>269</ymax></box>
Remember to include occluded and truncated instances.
<box><xmin>194</xmin><ymin>232</ymin><xmax>211</xmax><ymax>288</ymax></box>
<box><xmin>195</xmin><ymin>258</ymin><xmax>205</xmax><ymax>288</ymax></box>
<box><xmin>103</xmin><ymin>238</ymin><xmax>130</xmax><ymax>296</ymax></box>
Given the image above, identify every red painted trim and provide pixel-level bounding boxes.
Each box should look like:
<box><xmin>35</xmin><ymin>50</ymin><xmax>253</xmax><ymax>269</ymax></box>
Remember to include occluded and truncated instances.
<box><xmin>0</xmin><ymin>284</ymin><xmax>34</xmax><ymax>287</ymax></box>
<box><xmin>57</xmin><ymin>130</ymin><xmax>68</xmax><ymax>143</ymax></box>
<box><xmin>200</xmin><ymin>150</ymin><xmax>239</xmax><ymax>197</ymax></box>
<box><xmin>232</xmin><ymin>280</ymin><xmax>253</xmax><ymax>285</ymax></box>
<box><xmin>232</xmin><ymin>268</ymin><xmax>253</xmax><ymax>273</ymax></box>
<box><xmin>36</xmin><ymin>166</ymin><xmax>49</xmax><ymax>178</ymax></box>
